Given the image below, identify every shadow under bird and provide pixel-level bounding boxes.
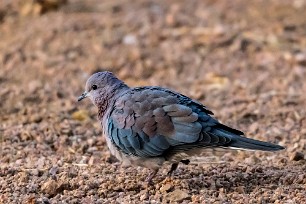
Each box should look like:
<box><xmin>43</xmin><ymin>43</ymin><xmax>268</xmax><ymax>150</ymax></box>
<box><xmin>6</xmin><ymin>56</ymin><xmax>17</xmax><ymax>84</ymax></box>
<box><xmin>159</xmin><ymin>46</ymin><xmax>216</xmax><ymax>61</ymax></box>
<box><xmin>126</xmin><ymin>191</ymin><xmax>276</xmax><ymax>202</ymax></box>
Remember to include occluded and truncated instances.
<box><xmin>78</xmin><ymin>71</ymin><xmax>284</xmax><ymax>183</ymax></box>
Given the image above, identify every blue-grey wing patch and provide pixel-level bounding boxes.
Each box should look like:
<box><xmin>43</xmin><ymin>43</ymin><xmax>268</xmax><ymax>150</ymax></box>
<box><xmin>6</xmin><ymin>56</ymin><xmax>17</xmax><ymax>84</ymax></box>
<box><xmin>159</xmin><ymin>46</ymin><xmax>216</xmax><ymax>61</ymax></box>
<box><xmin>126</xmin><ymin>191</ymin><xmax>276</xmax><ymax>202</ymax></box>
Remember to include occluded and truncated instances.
<box><xmin>107</xmin><ymin>118</ymin><xmax>170</xmax><ymax>156</ymax></box>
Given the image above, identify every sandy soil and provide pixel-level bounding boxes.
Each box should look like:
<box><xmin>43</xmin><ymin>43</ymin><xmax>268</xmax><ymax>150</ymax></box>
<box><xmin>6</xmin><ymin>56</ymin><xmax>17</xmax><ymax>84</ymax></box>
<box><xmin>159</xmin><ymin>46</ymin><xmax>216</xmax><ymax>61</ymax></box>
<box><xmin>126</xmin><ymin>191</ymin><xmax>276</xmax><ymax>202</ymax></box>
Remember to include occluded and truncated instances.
<box><xmin>0</xmin><ymin>0</ymin><xmax>306</xmax><ymax>203</ymax></box>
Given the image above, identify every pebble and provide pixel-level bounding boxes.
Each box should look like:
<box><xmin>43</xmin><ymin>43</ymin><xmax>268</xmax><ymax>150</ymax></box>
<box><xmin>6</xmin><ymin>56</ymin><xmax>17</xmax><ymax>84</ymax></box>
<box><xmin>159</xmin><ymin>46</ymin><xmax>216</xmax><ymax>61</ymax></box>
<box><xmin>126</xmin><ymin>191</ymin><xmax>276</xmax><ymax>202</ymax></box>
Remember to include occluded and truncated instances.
<box><xmin>290</xmin><ymin>151</ymin><xmax>304</xmax><ymax>161</ymax></box>
<box><xmin>164</xmin><ymin>189</ymin><xmax>190</xmax><ymax>202</ymax></box>
<box><xmin>49</xmin><ymin>166</ymin><xmax>58</xmax><ymax>176</ymax></box>
<box><xmin>123</xmin><ymin>34</ymin><xmax>138</xmax><ymax>45</ymax></box>
<box><xmin>160</xmin><ymin>183</ymin><xmax>172</xmax><ymax>193</ymax></box>
<box><xmin>41</xmin><ymin>179</ymin><xmax>58</xmax><ymax>196</ymax></box>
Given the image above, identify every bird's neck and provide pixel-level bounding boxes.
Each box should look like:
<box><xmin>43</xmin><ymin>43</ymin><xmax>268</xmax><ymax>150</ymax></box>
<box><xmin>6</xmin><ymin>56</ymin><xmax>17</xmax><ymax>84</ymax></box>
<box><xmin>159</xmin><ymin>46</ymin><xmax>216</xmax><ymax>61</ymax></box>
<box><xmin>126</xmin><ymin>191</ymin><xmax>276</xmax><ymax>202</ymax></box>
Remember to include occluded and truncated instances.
<box><xmin>96</xmin><ymin>83</ymin><xmax>129</xmax><ymax>120</ymax></box>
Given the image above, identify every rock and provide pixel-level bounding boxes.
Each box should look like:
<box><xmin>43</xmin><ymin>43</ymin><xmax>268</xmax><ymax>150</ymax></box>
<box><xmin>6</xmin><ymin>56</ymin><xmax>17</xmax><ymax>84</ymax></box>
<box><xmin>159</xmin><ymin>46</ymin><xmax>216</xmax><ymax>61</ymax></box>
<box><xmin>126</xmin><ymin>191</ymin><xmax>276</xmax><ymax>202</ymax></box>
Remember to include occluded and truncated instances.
<box><xmin>164</xmin><ymin>189</ymin><xmax>190</xmax><ymax>202</ymax></box>
<box><xmin>290</xmin><ymin>152</ymin><xmax>304</xmax><ymax>161</ymax></box>
<box><xmin>28</xmin><ymin>80</ymin><xmax>42</xmax><ymax>94</ymax></box>
<box><xmin>49</xmin><ymin>166</ymin><xmax>58</xmax><ymax>176</ymax></box>
<box><xmin>160</xmin><ymin>183</ymin><xmax>172</xmax><ymax>193</ymax></box>
<box><xmin>72</xmin><ymin>110</ymin><xmax>89</xmax><ymax>121</ymax></box>
<box><xmin>245</xmin><ymin>155</ymin><xmax>260</xmax><ymax>164</ymax></box>
<box><xmin>41</xmin><ymin>179</ymin><xmax>58</xmax><ymax>196</ymax></box>
<box><xmin>139</xmin><ymin>190</ymin><xmax>149</xmax><ymax>201</ymax></box>
<box><xmin>19</xmin><ymin>0</ymin><xmax>67</xmax><ymax>16</ymax></box>
<box><xmin>295</xmin><ymin>52</ymin><xmax>306</xmax><ymax>66</ymax></box>
<box><xmin>30</xmin><ymin>114</ymin><xmax>43</xmax><ymax>123</ymax></box>
<box><xmin>123</xmin><ymin>34</ymin><xmax>138</xmax><ymax>45</ymax></box>
<box><xmin>236</xmin><ymin>186</ymin><xmax>245</xmax><ymax>194</ymax></box>
<box><xmin>31</xmin><ymin>169</ymin><xmax>40</xmax><ymax>176</ymax></box>
<box><xmin>19</xmin><ymin>172</ymin><xmax>29</xmax><ymax>183</ymax></box>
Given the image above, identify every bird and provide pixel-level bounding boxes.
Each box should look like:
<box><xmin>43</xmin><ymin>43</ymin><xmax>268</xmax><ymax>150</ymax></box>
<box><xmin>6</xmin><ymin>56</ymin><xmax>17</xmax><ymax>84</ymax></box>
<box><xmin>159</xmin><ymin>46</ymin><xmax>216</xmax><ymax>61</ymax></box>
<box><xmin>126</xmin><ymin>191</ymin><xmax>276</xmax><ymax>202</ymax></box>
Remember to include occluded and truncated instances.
<box><xmin>78</xmin><ymin>71</ymin><xmax>284</xmax><ymax>184</ymax></box>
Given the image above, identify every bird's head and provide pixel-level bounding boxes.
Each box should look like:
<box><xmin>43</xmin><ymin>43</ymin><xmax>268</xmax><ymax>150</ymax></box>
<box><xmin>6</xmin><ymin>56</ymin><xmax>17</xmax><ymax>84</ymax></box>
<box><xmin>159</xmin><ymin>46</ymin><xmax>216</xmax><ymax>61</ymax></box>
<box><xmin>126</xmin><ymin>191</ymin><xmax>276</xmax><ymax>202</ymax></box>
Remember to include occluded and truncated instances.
<box><xmin>78</xmin><ymin>71</ymin><xmax>128</xmax><ymax>106</ymax></box>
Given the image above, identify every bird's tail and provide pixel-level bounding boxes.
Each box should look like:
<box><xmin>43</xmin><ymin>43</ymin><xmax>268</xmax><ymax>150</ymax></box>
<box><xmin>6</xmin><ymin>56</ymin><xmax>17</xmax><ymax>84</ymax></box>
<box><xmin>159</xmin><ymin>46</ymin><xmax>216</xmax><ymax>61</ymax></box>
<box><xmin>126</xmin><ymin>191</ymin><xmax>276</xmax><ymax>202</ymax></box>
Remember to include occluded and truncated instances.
<box><xmin>211</xmin><ymin>124</ymin><xmax>285</xmax><ymax>151</ymax></box>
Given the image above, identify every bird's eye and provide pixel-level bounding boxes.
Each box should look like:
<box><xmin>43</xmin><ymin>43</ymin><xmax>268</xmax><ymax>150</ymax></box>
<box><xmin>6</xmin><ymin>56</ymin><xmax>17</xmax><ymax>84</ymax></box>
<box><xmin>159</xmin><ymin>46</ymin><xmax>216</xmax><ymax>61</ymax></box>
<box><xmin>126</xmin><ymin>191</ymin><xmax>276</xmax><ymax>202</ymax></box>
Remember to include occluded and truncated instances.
<box><xmin>92</xmin><ymin>85</ymin><xmax>97</xmax><ymax>90</ymax></box>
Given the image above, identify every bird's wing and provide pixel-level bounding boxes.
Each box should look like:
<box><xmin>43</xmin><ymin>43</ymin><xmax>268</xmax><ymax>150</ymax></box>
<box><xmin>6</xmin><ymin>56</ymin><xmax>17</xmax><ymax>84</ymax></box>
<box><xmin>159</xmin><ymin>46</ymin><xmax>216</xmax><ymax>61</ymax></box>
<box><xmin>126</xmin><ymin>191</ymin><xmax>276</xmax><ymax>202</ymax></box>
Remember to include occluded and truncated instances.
<box><xmin>106</xmin><ymin>86</ymin><xmax>237</xmax><ymax>157</ymax></box>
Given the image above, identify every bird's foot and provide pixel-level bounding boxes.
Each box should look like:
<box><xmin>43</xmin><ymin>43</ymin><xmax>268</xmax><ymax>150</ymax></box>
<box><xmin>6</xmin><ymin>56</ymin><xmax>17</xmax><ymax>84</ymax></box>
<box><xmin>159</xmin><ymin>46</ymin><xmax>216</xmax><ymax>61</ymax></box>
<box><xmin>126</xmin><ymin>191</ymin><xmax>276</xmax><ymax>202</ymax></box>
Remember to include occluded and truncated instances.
<box><xmin>167</xmin><ymin>160</ymin><xmax>190</xmax><ymax>176</ymax></box>
<box><xmin>167</xmin><ymin>163</ymin><xmax>178</xmax><ymax>177</ymax></box>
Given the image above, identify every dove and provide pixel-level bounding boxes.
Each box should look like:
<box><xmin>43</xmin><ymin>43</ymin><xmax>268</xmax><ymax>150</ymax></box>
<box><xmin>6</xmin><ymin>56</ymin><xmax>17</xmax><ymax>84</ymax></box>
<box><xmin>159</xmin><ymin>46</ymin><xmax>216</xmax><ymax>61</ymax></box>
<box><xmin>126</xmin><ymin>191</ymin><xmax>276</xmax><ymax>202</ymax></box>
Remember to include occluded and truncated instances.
<box><xmin>78</xmin><ymin>71</ymin><xmax>284</xmax><ymax>183</ymax></box>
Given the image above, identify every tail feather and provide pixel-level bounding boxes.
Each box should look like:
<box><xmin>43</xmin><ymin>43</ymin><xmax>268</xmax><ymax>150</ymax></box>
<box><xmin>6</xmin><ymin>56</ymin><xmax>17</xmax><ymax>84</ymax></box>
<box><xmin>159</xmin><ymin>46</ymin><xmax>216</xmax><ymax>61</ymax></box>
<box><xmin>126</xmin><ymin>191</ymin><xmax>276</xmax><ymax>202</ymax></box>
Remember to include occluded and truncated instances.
<box><xmin>227</xmin><ymin>135</ymin><xmax>285</xmax><ymax>151</ymax></box>
<box><xmin>211</xmin><ymin>124</ymin><xmax>285</xmax><ymax>151</ymax></box>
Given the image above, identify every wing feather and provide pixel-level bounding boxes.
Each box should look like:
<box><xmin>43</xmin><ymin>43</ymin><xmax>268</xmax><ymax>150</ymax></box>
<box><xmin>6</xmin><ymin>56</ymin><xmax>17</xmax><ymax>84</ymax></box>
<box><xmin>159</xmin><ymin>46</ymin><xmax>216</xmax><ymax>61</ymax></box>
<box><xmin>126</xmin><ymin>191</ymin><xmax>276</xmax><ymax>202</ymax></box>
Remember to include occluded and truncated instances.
<box><xmin>106</xmin><ymin>87</ymin><xmax>234</xmax><ymax>157</ymax></box>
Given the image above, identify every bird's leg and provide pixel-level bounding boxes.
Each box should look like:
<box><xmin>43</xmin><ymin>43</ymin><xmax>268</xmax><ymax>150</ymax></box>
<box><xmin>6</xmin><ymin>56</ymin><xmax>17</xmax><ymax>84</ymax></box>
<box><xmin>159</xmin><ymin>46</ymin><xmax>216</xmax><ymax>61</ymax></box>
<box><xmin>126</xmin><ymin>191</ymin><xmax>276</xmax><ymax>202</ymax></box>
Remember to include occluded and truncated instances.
<box><xmin>145</xmin><ymin>169</ymin><xmax>158</xmax><ymax>185</ymax></box>
<box><xmin>167</xmin><ymin>163</ymin><xmax>179</xmax><ymax>176</ymax></box>
<box><xmin>167</xmin><ymin>159</ymin><xmax>190</xmax><ymax>176</ymax></box>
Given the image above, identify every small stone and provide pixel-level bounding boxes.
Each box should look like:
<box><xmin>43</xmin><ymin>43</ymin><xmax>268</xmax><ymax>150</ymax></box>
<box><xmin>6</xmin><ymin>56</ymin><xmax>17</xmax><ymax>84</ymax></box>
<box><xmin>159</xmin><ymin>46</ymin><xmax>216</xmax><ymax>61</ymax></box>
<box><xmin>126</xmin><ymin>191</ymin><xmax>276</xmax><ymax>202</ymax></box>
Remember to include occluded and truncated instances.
<box><xmin>72</xmin><ymin>110</ymin><xmax>89</xmax><ymax>121</ymax></box>
<box><xmin>191</xmin><ymin>195</ymin><xmax>201</xmax><ymax>202</ymax></box>
<box><xmin>19</xmin><ymin>172</ymin><xmax>29</xmax><ymax>182</ymax></box>
<box><xmin>68</xmin><ymin>168</ymin><xmax>78</xmax><ymax>178</ymax></box>
<box><xmin>295</xmin><ymin>52</ymin><xmax>306</xmax><ymax>66</ymax></box>
<box><xmin>236</xmin><ymin>186</ymin><xmax>245</xmax><ymax>194</ymax></box>
<box><xmin>40</xmin><ymin>197</ymin><xmax>51</xmax><ymax>204</ymax></box>
<box><xmin>49</xmin><ymin>166</ymin><xmax>58</xmax><ymax>176</ymax></box>
<box><xmin>139</xmin><ymin>190</ymin><xmax>149</xmax><ymax>201</ymax></box>
<box><xmin>20</xmin><ymin>131</ymin><xmax>32</xmax><ymax>141</ymax></box>
<box><xmin>31</xmin><ymin>169</ymin><xmax>40</xmax><ymax>176</ymax></box>
<box><xmin>164</xmin><ymin>189</ymin><xmax>190</xmax><ymax>202</ymax></box>
<box><xmin>123</xmin><ymin>34</ymin><xmax>138</xmax><ymax>45</ymax></box>
<box><xmin>245</xmin><ymin>155</ymin><xmax>260</xmax><ymax>164</ymax></box>
<box><xmin>30</xmin><ymin>114</ymin><xmax>43</xmax><ymax>123</ymax></box>
<box><xmin>26</xmin><ymin>196</ymin><xmax>36</xmax><ymax>204</ymax></box>
<box><xmin>41</xmin><ymin>179</ymin><xmax>58</xmax><ymax>196</ymax></box>
<box><xmin>160</xmin><ymin>183</ymin><xmax>172</xmax><ymax>193</ymax></box>
<box><xmin>290</xmin><ymin>152</ymin><xmax>304</xmax><ymax>161</ymax></box>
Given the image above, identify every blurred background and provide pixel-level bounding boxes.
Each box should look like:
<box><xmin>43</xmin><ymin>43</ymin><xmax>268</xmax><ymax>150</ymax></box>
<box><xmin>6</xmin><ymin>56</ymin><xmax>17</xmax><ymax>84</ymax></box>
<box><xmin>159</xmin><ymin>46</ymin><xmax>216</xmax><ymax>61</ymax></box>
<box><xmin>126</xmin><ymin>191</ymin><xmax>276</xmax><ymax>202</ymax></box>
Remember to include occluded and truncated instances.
<box><xmin>1</xmin><ymin>0</ymin><xmax>306</xmax><ymax>203</ymax></box>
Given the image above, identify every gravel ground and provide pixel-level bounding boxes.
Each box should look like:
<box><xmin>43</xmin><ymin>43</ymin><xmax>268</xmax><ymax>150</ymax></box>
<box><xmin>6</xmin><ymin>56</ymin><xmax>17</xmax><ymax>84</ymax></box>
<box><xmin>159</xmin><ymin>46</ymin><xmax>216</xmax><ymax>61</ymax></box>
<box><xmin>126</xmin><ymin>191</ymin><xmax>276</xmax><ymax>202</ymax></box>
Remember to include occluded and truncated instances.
<box><xmin>1</xmin><ymin>0</ymin><xmax>306</xmax><ymax>203</ymax></box>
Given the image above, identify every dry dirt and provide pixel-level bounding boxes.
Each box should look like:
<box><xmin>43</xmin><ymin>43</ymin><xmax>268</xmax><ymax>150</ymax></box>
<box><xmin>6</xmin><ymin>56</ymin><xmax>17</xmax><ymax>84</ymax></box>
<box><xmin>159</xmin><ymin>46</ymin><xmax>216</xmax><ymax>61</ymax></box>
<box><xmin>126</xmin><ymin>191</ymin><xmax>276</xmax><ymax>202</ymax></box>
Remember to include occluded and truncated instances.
<box><xmin>1</xmin><ymin>0</ymin><xmax>306</xmax><ymax>203</ymax></box>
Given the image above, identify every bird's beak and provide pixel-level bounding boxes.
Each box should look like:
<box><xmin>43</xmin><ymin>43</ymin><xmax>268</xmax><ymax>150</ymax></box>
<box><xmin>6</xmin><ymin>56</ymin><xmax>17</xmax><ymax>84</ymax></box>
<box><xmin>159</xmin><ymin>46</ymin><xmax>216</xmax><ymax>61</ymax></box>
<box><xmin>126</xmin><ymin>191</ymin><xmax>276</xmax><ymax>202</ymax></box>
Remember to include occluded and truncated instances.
<box><xmin>78</xmin><ymin>92</ymin><xmax>89</xmax><ymax>102</ymax></box>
